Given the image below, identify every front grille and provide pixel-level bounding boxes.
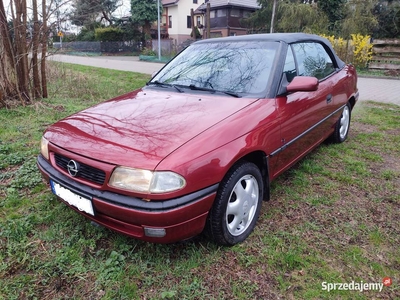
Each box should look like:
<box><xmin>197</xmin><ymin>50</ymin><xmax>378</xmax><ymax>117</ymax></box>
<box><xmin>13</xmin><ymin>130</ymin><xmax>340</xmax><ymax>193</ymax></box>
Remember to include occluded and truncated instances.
<box><xmin>54</xmin><ymin>153</ymin><xmax>106</xmax><ymax>185</ymax></box>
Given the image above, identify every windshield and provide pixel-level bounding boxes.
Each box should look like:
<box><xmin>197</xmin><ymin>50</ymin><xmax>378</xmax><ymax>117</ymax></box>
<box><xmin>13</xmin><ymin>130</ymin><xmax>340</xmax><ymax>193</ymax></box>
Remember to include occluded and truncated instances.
<box><xmin>151</xmin><ymin>41</ymin><xmax>278</xmax><ymax>97</ymax></box>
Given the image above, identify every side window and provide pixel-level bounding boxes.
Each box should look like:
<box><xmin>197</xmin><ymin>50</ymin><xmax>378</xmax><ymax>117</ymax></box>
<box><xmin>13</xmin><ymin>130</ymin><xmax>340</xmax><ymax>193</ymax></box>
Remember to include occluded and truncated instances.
<box><xmin>283</xmin><ymin>46</ymin><xmax>297</xmax><ymax>83</ymax></box>
<box><xmin>292</xmin><ymin>42</ymin><xmax>335</xmax><ymax>80</ymax></box>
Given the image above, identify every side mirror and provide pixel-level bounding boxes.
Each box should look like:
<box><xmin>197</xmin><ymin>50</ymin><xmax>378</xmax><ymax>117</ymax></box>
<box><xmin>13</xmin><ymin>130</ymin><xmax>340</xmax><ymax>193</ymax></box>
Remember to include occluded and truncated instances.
<box><xmin>286</xmin><ymin>76</ymin><xmax>319</xmax><ymax>93</ymax></box>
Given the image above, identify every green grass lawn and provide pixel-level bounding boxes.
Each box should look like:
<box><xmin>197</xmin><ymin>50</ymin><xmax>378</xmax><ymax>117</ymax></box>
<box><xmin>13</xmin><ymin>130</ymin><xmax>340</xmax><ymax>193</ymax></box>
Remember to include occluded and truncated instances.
<box><xmin>357</xmin><ymin>67</ymin><xmax>400</xmax><ymax>78</ymax></box>
<box><xmin>0</xmin><ymin>63</ymin><xmax>399</xmax><ymax>299</ymax></box>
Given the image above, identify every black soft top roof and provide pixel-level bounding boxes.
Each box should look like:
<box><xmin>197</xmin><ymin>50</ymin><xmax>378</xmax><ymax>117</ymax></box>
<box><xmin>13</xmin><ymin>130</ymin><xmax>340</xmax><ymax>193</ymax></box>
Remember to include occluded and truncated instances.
<box><xmin>194</xmin><ymin>33</ymin><xmax>345</xmax><ymax>68</ymax></box>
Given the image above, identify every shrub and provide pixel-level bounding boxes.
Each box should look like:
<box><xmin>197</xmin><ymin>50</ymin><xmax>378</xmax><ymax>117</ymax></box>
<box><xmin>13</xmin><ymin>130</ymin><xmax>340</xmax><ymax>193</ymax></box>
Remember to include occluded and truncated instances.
<box><xmin>351</xmin><ymin>33</ymin><xmax>373</xmax><ymax>68</ymax></box>
<box><xmin>321</xmin><ymin>34</ymin><xmax>350</xmax><ymax>61</ymax></box>
<box><xmin>95</xmin><ymin>27</ymin><xmax>124</xmax><ymax>42</ymax></box>
<box><xmin>190</xmin><ymin>26</ymin><xmax>202</xmax><ymax>40</ymax></box>
<box><xmin>141</xmin><ymin>47</ymin><xmax>156</xmax><ymax>56</ymax></box>
<box><xmin>320</xmin><ymin>33</ymin><xmax>372</xmax><ymax>67</ymax></box>
<box><xmin>77</xmin><ymin>28</ymin><xmax>96</xmax><ymax>41</ymax></box>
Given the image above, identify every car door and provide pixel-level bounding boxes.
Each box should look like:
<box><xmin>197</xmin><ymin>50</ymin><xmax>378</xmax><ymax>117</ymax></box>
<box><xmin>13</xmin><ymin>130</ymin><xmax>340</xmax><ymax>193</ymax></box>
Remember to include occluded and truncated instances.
<box><xmin>273</xmin><ymin>42</ymin><xmax>338</xmax><ymax>177</ymax></box>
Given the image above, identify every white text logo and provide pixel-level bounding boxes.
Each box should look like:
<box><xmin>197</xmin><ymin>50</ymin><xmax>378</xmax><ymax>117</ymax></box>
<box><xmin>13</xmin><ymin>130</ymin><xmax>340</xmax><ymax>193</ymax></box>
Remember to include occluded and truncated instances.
<box><xmin>322</xmin><ymin>281</ymin><xmax>384</xmax><ymax>292</ymax></box>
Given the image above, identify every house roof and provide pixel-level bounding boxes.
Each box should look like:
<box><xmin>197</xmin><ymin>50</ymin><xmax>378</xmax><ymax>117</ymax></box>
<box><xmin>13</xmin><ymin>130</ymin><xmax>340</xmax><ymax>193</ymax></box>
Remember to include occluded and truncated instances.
<box><xmin>162</xmin><ymin>0</ymin><xmax>179</xmax><ymax>6</ymax></box>
<box><xmin>195</xmin><ymin>0</ymin><xmax>261</xmax><ymax>12</ymax></box>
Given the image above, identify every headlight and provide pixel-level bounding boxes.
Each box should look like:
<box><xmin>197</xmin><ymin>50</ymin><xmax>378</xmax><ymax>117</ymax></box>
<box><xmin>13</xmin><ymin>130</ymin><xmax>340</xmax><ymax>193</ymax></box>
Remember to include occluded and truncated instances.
<box><xmin>109</xmin><ymin>167</ymin><xmax>186</xmax><ymax>194</ymax></box>
<box><xmin>150</xmin><ymin>172</ymin><xmax>186</xmax><ymax>193</ymax></box>
<box><xmin>40</xmin><ymin>136</ymin><xmax>49</xmax><ymax>160</ymax></box>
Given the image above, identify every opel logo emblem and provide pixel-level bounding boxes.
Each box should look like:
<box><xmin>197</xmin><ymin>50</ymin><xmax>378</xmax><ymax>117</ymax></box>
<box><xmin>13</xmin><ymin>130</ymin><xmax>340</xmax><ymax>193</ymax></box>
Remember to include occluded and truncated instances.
<box><xmin>67</xmin><ymin>160</ymin><xmax>79</xmax><ymax>177</ymax></box>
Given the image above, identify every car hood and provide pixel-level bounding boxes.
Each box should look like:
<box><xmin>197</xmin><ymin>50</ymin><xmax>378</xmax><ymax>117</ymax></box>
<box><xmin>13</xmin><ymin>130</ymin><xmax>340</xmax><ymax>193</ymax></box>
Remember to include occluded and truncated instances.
<box><xmin>45</xmin><ymin>88</ymin><xmax>259</xmax><ymax>170</ymax></box>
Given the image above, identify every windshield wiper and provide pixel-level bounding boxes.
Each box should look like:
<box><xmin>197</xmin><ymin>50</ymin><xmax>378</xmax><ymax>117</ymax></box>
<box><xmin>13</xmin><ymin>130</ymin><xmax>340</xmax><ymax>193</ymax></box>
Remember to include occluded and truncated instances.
<box><xmin>221</xmin><ymin>91</ymin><xmax>241</xmax><ymax>98</ymax></box>
<box><xmin>147</xmin><ymin>80</ymin><xmax>184</xmax><ymax>93</ymax></box>
<box><xmin>187</xmin><ymin>84</ymin><xmax>241</xmax><ymax>98</ymax></box>
<box><xmin>189</xmin><ymin>84</ymin><xmax>215</xmax><ymax>92</ymax></box>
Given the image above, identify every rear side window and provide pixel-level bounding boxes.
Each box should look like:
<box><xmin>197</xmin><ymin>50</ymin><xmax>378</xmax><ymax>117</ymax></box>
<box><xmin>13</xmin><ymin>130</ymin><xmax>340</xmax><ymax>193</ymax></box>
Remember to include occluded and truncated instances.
<box><xmin>292</xmin><ymin>42</ymin><xmax>335</xmax><ymax>80</ymax></box>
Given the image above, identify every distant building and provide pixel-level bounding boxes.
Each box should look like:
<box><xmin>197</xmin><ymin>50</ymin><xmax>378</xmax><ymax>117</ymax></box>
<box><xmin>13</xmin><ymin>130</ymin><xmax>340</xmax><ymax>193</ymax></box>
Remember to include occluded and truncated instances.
<box><xmin>194</xmin><ymin>0</ymin><xmax>260</xmax><ymax>38</ymax></box>
<box><xmin>155</xmin><ymin>0</ymin><xmax>260</xmax><ymax>45</ymax></box>
<box><xmin>160</xmin><ymin>0</ymin><xmax>200</xmax><ymax>44</ymax></box>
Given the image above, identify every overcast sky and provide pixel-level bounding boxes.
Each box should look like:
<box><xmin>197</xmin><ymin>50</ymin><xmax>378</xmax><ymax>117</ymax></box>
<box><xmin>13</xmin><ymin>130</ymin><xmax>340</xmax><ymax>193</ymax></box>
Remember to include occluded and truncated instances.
<box><xmin>3</xmin><ymin>0</ymin><xmax>131</xmax><ymax>22</ymax></box>
<box><xmin>3</xmin><ymin>0</ymin><xmax>131</xmax><ymax>33</ymax></box>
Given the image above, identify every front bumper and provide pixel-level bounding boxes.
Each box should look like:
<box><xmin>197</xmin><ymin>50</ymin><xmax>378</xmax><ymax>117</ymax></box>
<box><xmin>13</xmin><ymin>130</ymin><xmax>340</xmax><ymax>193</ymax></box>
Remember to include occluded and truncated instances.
<box><xmin>37</xmin><ymin>155</ymin><xmax>218</xmax><ymax>243</ymax></box>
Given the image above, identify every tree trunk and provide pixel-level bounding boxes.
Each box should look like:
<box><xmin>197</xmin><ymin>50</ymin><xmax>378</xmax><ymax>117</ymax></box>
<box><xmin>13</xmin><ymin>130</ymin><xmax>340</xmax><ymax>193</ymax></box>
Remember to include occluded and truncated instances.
<box><xmin>0</xmin><ymin>0</ymin><xmax>20</xmax><ymax>105</ymax></box>
<box><xmin>13</xmin><ymin>0</ymin><xmax>30</xmax><ymax>103</ymax></box>
<box><xmin>206</xmin><ymin>3</ymin><xmax>210</xmax><ymax>39</ymax></box>
<box><xmin>0</xmin><ymin>0</ymin><xmax>16</xmax><ymax>68</ymax></box>
<box><xmin>101</xmin><ymin>11</ymin><xmax>112</xmax><ymax>26</ymax></box>
<box><xmin>0</xmin><ymin>45</ymin><xmax>16</xmax><ymax>99</ymax></box>
<box><xmin>41</xmin><ymin>0</ymin><xmax>48</xmax><ymax>98</ymax></box>
<box><xmin>0</xmin><ymin>47</ymin><xmax>11</xmax><ymax>107</ymax></box>
<box><xmin>32</xmin><ymin>0</ymin><xmax>41</xmax><ymax>99</ymax></box>
<box><xmin>270</xmin><ymin>0</ymin><xmax>277</xmax><ymax>33</ymax></box>
<box><xmin>143</xmin><ymin>20</ymin><xmax>152</xmax><ymax>49</ymax></box>
<box><xmin>191</xmin><ymin>8</ymin><xmax>195</xmax><ymax>39</ymax></box>
<box><xmin>0</xmin><ymin>0</ymin><xmax>49</xmax><ymax>106</ymax></box>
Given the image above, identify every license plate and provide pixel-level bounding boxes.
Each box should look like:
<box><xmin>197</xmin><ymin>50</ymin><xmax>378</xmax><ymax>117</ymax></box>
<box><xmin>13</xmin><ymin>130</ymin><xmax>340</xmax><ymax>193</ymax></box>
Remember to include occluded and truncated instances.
<box><xmin>50</xmin><ymin>180</ymin><xmax>94</xmax><ymax>216</ymax></box>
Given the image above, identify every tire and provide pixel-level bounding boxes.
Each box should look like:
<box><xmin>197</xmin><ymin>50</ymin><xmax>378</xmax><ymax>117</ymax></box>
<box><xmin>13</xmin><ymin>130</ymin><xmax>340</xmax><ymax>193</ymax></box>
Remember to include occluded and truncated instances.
<box><xmin>331</xmin><ymin>103</ymin><xmax>351</xmax><ymax>143</ymax></box>
<box><xmin>206</xmin><ymin>161</ymin><xmax>263</xmax><ymax>246</ymax></box>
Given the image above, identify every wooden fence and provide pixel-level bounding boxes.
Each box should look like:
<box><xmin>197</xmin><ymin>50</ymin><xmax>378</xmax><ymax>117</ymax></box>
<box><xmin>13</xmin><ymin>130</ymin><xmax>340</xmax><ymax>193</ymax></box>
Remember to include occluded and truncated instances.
<box><xmin>369</xmin><ymin>39</ymin><xmax>400</xmax><ymax>70</ymax></box>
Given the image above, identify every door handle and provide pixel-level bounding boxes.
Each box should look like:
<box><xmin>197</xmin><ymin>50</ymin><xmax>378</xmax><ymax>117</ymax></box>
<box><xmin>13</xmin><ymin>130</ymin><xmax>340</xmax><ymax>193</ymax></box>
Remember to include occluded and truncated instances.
<box><xmin>326</xmin><ymin>94</ymin><xmax>332</xmax><ymax>103</ymax></box>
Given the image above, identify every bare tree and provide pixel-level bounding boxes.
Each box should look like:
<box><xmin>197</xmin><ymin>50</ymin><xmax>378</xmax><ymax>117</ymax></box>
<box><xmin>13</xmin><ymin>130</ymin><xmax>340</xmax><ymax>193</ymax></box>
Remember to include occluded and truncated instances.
<box><xmin>0</xmin><ymin>0</ymin><xmax>17</xmax><ymax>106</ymax></box>
<box><xmin>32</xmin><ymin>0</ymin><xmax>41</xmax><ymax>99</ymax></box>
<box><xmin>0</xmin><ymin>0</ymin><xmax>55</xmax><ymax>107</ymax></box>
<box><xmin>12</xmin><ymin>0</ymin><xmax>30</xmax><ymax>103</ymax></box>
<box><xmin>41</xmin><ymin>0</ymin><xmax>48</xmax><ymax>98</ymax></box>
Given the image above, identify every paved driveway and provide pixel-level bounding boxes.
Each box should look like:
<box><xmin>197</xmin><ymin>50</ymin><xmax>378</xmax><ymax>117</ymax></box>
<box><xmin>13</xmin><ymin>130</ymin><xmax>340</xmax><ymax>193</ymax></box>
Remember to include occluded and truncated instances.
<box><xmin>49</xmin><ymin>54</ymin><xmax>163</xmax><ymax>76</ymax></box>
<box><xmin>49</xmin><ymin>54</ymin><xmax>400</xmax><ymax>106</ymax></box>
<box><xmin>357</xmin><ymin>77</ymin><xmax>400</xmax><ymax>105</ymax></box>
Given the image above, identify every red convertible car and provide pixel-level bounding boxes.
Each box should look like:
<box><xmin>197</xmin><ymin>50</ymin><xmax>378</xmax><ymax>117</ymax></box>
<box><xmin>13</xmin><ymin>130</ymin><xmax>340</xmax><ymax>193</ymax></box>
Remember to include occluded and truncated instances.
<box><xmin>37</xmin><ymin>33</ymin><xmax>358</xmax><ymax>245</ymax></box>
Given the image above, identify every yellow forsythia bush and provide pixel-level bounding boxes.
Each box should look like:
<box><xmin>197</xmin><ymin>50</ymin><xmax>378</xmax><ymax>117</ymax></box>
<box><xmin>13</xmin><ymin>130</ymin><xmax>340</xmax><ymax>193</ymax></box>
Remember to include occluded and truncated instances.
<box><xmin>320</xmin><ymin>34</ymin><xmax>350</xmax><ymax>62</ymax></box>
<box><xmin>351</xmin><ymin>34</ymin><xmax>373</xmax><ymax>68</ymax></box>
<box><xmin>320</xmin><ymin>33</ymin><xmax>373</xmax><ymax>68</ymax></box>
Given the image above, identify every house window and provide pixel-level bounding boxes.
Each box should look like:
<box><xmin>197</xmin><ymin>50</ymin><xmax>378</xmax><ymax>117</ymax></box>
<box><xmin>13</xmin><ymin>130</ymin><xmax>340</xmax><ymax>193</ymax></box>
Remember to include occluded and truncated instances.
<box><xmin>187</xmin><ymin>16</ymin><xmax>192</xmax><ymax>29</ymax></box>
<box><xmin>196</xmin><ymin>16</ymin><xmax>201</xmax><ymax>26</ymax></box>
<box><xmin>210</xmin><ymin>10</ymin><xmax>216</xmax><ymax>18</ymax></box>
<box><xmin>217</xmin><ymin>9</ymin><xmax>226</xmax><ymax>17</ymax></box>
<box><xmin>243</xmin><ymin>10</ymin><xmax>252</xmax><ymax>18</ymax></box>
<box><xmin>169</xmin><ymin>16</ymin><xmax>172</xmax><ymax>28</ymax></box>
<box><xmin>231</xmin><ymin>8</ymin><xmax>240</xmax><ymax>17</ymax></box>
<box><xmin>193</xmin><ymin>0</ymin><xmax>197</xmax><ymax>3</ymax></box>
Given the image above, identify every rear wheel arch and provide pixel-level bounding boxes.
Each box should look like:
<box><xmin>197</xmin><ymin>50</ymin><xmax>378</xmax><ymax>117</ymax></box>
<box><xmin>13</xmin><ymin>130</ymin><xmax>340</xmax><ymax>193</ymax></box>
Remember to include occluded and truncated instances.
<box><xmin>348</xmin><ymin>96</ymin><xmax>356</xmax><ymax>110</ymax></box>
<box><xmin>331</xmin><ymin>102</ymin><xmax>352</xmax><ymax>143</ymax></box>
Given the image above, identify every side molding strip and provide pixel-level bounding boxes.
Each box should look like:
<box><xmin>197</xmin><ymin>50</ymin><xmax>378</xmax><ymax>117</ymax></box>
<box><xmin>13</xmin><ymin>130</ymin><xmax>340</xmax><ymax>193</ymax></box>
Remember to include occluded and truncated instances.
<box><xmin>270</xmin><ymin>104</ymin><xmax>346</xmax><ymax>157</ymax></box>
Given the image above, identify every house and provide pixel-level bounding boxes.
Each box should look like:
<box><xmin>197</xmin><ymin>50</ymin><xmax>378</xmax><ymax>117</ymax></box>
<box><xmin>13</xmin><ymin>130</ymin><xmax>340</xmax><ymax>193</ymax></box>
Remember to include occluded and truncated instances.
<box><xmin>160</xmin><ymin>0</ymin><xmax>201</xmax><ymax>44</ymax></box>
<box><xmin>194</xmin><ymin>0</ymin><xmax>260</xmax><ymax>38</ymax></box>
<box><xmin>154</xmin><ymin>0</ymin><xmax>260</xmax><ymax>46</ymax></box>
